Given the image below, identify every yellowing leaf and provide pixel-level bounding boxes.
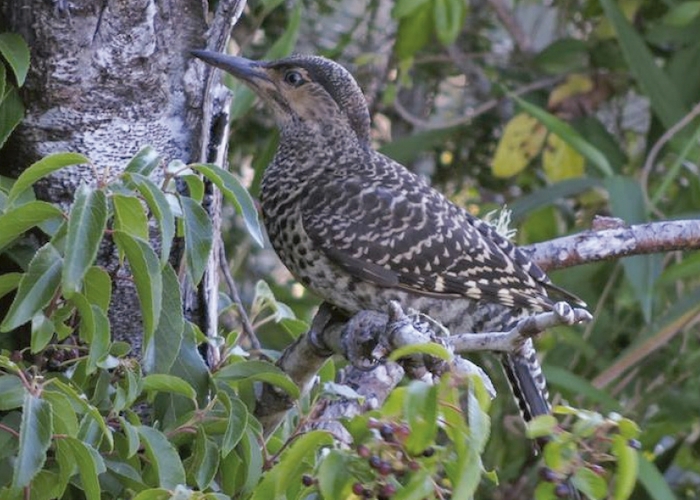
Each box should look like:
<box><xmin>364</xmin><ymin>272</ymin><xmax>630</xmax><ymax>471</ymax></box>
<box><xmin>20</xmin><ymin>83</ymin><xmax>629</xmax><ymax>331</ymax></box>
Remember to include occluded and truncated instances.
<box><xmin>492</xmin><ymin>113</ymin><xmax>547</xmax><ymax>178</ymax></box>
<box><xmin>549</xmin><ymin>74</ymin><xmax>594</xmax><ymax>108</ymax></box>
<box><xmin>543</xmin><ymin>134</ymin><xmax>585</xmax><ymax>182</ymax></box>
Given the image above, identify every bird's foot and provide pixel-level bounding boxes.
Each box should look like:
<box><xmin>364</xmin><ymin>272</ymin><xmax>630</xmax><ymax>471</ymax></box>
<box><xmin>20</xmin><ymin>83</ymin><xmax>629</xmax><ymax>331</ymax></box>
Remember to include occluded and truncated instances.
<box><xmin>553</xmin><ymin>301</ymin><xmax>593</xmax><ymax>325</ymax></box>
<box><xmin>340</xmin><ymin>309</ymin><xmax>388</xmax><ymax>370</ymax></box>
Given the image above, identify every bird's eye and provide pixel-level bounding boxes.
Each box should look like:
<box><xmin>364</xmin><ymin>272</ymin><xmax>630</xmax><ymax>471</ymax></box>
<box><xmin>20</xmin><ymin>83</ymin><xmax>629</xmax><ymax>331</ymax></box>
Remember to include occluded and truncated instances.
<box><xmin>284</xmin><ymin>70</ymin><xmax>305</xmax><ymax>87</ymax></box>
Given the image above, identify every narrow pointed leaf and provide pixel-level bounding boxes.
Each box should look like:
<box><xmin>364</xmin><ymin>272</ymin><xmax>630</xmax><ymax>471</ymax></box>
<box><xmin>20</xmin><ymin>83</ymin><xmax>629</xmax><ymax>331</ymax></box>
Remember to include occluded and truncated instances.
<box><xmin>0</xmin><ymin>201</ymin><xmax>63</xmax><ymax>252</ymax></box>
<box><xmin>12</xmin><ymin>394</ymin><xmax>53</xmax><ymax>489</ymax></box>
<box><xmin>219</xmin><ymin>392</ymin><xmax>248</xmax><ymax>457</ymax></box>
<box><xmin>193</xmin><ymin>163</ymin><xmax>264</xmax><ymax>247</ymax></box>
<box><xmin>124</xmin><ymin>146</ymin><xmax>162</xmax><ymax>176</ymax></box>
<box><xmin>112</xmin><ymin>231</ymin><xmax>162</xmax><ymax>337</ymax></box>
<box><xmin>514</xmin><ymin>96</ymin><xmax>614</xmax><ymax>177</ymax></box>
<box><xmin>113</xmin><ymin>193</ymin><xmax>149</xmax><ymax>240</ymax></box>
<box><xmin>8</xmin><ymin>152</ymin><xmax>90</xmax><ymax>204</ymax></box>
<box><xmin>599</xmin><ymin>0</ymin><xmax>687</xmax><ymax>129</ymax></box>
<box><xmin>143</xmin><ymin>264</ymin><xmax>183</xmax><ymax>373</ymax></box>
<box><xmin>0</xmin><ymin>86</ymin><xmax>24</xmax><ymax>150</ymax></box>
<box><xmin>1</xmin><ymin>244</ymin><xmax>62</xmax><ymax>332</ymax></box>
<box><xmin>215</xmin><ymin>360</ymin><xmax>299</xmax><ymax>398</ymax></box>
<box><xmin>142</xmin><ymin>374</ymin><xmax>196</xmax><ymax>400</ymax></box>
<box><xmin>0</xmin><ymin>33</ymin><xmax>30</xmax><ymax>86</ymax></box>
<box><xmin>180</xmin><ymin>196</ymin><xmax>213</xmax><ymax>286</ymax></box>
<box><xmin>126</xmin><ymin>173</ymin><xmax>175</xmax><ymax>263</ymax></box>
<box><xmin>137</xmin><ymin>426</ymin><xmax>186</xmax><ymax>489</ymax></box>
<box><xmin>56</xmin><ymin>437</ymin><xmax>106</xmax><ymax>499</ymax></box>
<box><xmin>62</xmin><ymin>185</ymin><xmax>108</xmax><ymax>296</ymax></box>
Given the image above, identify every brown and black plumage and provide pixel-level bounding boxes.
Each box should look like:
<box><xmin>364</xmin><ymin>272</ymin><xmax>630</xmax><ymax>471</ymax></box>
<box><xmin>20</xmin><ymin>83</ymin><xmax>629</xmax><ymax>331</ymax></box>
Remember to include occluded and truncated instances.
<box><xmin>192</xmin><ymin>50</ymin><xmax>585</xmax><ymax>423</ymax></box>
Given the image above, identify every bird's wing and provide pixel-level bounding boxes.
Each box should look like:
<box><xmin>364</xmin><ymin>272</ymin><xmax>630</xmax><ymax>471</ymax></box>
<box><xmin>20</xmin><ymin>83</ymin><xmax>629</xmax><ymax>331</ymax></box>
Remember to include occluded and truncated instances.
<box><xmin>301</xmin><ymin>158</ymin><xmax>574</xmax><ymax>311</ymax></box>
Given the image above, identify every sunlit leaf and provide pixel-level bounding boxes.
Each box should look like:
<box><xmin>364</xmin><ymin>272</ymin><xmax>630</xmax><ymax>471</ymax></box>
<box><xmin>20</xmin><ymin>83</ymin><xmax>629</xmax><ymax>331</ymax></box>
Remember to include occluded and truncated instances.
<box><xmin>492</xmin><ymin>113</ymin><xmax>547</xmax><ymax>178</ymax></box>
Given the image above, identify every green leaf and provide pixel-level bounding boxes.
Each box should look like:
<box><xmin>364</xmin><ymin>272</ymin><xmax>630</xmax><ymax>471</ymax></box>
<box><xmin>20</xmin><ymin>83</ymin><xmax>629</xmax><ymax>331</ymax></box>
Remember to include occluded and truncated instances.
<box><xmin>62</xmin><ymin>185</ymin><xmax>108</xmax><ymax>296</ymax></box>
<box><xmin>182</xmin><ymin>173</ymin><xmax>205</xmax><ymax>203</ymax></box>
<box><xmin>394</xmin><ymin>472</ymin><xmax>435</xmax><ymax>500</ymax></box>
<box><xmin>215</xmin><ymin>360</ymin><xmax>300</xmax><ymax>398</ymax></box>
<box><xmin>0</xmin><ymin>201</ymin><xmax>63</xmax><ymax>253</ymax></box>
<box><xmin>55</xmin><ymin>437</ymin><xmax>106</xmax><ymax>499</ymax></box>
<box><xmin>137</xmin><ymin>426</ymin><xmax>186</xmax><ymax>489</ymax></box>
<box><xmin>605</xmin><ymin>176</ymin><xmax>662</xmax><ymax>321</ymax></box>
<box><xmin>317</xmin><ymin>450</ymin><xmax>352</xmax><ymax>499</ymax></box>
<box><xmin>513</xmin><ymin>96</ymin><xmax>614</xmax><ymax>177</ymax></box>
<box><xmin>112</xmin><ymin>231</ymin><xmax>163</xmax><ymax>338</ymax></box>
<box><xmin>12</xmin><ymin>394</ymin><xmax>53</xmax><ymax>489</ymax></box>
<box><xmin>0</xmin><ymin>86</ymin><xmax>24</xmax><ymax>150</ymax></box>
<box><xmin>392</xmin><ymin>0</ymin><xmax>431</xmax><ymax>18</ymax></box>
<box><xmin>219</xmin><ymin>392</ymin><xmax>248</xmax><ymax>457</ymax></box>
<box><xmin>0</xmin><ymin>272</ymin><xmax>21</xmax><ymax>300</ymax></box>
<box><xmin>42</xmin><ymin>390</ymin><xmax>79</xmax><ymax>437</ymax></box>
<box><xmin>143</xmin><ymin>374</ymin><xmax>196</xmax><ymax>400</ymax></box>
<box><xmin>30</xmin><ymin>313</ymin><xmax>55</xmax><ymax>353</ymax></box>
<box><xmin>253</xmin><ymin>430</ymin><xmax>333</xmax><ymax>500</ymax></box>
<box><xmin>572</xmin><ymin>467</ymin><xmax>607</xmax><ymax>500</ymax></box>
<box><xmin>0</xmin><ymin>33</ymin><xmax>30</xmax><ymax>86</ymax></box>
<box><xmin>144</xmin><ymin>264</ymin><xmax>184</xmax><ymax>374</ymax></box>
<box><xmin>612</xmin><ymin>435</ymin><xmax>639</xmax><ymax>500</ymax></box>
<box><xmin>511</xmin><ymin>177</ymin><xmax>603</xmax><ymax>221</ymax></box>
<box><xmin>663</xmin><ymin>1</ymin><xmax>700</xmax><ymax>26</ymax></box>
<box><xmin>526</xmin><ymin>414</ymin><xmax>558</xmax><ymax>439</ymax></box>
<box><xmin>534</xmin><ymin>38</ymin><xmax>589</xmax><ymax>74</ymax></box>
<box><xmin>51</xmin><ymin>379</ymin><xmax>113</xmax><ymax>451</ymax></box>
<box><xmin>388</xmin><ymin>342</ymin><xmax>452</xmax><ymax>362</ymax></box>
<box><xmin>395</xmin><ymin>0</ymin><xmax>433</xmax><ymax>60</ymax></box>
<box><xmin>126</xmin><ymin>173</ymin><xmax>175</xmax><ymax>263</ymax></box>
<box><xmin>403</xmin><ymin>381</ymin><xmax>438</xmax><ymax>455</ymax></box>
<box><xmin>636</xmin><ymin>455</ymin><xmax>674</xmax><ymax>500</ymax></box>
<box><xmin>189</xmin><ymin>429</ymin><xmax>220</xmax><ymax>490</ymax></box>
<box><xmin>113</xmin><ymin>193</ymin><xmax>149</xmax><ymax>241</ymax></box>
<box><xmin>168</xmin><ymin>322</ymin><xmax>210</xmax><ymax>408</ymax></box>
<box><xmin>543</xmin><ymin>366</ymin><xmax>622</xmax><ymax>411</ymax></box>
<box><xmin>124</xmin><ymin>146</ymin><xmax>162</xmax><ymax>176</ymax></box>
<box><xmin>83</xmin><ymin>266</ymin><xmax>112</xmax><ymax>311</ymax></box>
<box><xmin>192</xmin><ymin>164</ymin><xmax>264</xmax><ymax>247</ymax></box>
<box><xmin>180</xmin><ymin>196</ymin><xmax>213</xmax><ymax>286</ymax></box>
<box><xmin>1</xmin><ymin>243</ymin><xmax>62</xmax><ymax>332</ymax></box>
<box><xmin>466</xmin><ymin>379</ymin><xmax>490</xmax><ymax>453</ymax></box>
<box><xmin>433</xmin><ymin>0</ymin><xmax>463</xmax><ymax>46</ymax></box>
<box><xmin>599</xmin><ymin>0</ymin><xmax>687</xmax><ymax>129</ymax></box>
<box><xmin>0</xmin><ymin>374</ymin><xmax>25</xmax><ymax>410</ymax></box>
<box><xmin>7</xmin><ymin>152</ymin><xmax>91</xmax><ymax>204</ymax></box>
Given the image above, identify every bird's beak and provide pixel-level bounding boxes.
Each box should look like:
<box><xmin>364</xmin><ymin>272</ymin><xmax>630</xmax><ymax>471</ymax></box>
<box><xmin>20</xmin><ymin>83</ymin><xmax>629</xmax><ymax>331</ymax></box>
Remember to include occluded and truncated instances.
<box><xmin>191</xmin><ymin>50</ymin><xmax>271</xmax><ymax>85</ymax></box>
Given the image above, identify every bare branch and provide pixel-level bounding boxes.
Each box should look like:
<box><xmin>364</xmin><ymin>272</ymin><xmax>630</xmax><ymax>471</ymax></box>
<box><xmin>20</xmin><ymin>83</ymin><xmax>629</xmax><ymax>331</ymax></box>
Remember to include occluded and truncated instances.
<box><xmin>523</xmin><ymin>219</ymin><xmax>700</xmax><ymax>272</ymax></box>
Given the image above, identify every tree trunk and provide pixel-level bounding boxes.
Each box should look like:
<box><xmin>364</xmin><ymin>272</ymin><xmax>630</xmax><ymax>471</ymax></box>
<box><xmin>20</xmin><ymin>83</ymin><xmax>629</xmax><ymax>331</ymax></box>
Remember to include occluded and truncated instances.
<box><xmin>0</xmin><ymin>0</ymin><xmax>219</xmax><ymax>355</ymax></box>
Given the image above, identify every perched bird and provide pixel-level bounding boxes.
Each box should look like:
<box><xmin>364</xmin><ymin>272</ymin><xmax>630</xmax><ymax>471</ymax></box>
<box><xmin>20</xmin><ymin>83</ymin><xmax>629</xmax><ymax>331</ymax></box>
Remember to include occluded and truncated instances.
<box><xmin>192</xmin><ymin>50</ymin><xmax>584</xmax><ymax>424</ymax></box>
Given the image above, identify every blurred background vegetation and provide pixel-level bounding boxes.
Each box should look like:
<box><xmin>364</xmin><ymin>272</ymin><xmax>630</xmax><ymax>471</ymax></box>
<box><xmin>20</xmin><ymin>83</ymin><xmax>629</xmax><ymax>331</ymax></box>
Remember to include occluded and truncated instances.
<box><xmin>219</xmin><ymin>0</ymin><xmax>700</xmax><ymax>497</ymax></box>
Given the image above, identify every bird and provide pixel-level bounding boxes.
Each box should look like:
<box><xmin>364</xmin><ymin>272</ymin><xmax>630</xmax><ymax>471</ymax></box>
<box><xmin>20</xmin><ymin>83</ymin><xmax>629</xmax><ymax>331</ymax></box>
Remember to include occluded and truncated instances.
<box><xmin>192</xmin><ymin>50</ymin><xmax>586</xmax><ymax>427</ymax></box>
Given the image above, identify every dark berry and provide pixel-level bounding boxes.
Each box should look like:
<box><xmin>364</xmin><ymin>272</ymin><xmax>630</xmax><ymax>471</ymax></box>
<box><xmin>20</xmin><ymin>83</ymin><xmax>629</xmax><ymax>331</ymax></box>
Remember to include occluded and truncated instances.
<box><xmin>377</xmin><ymin>461</ymin><xmax>393</xmax><ymax>476</ymax></box>
<box><xmin>395</xmin><ymin>423</ymin><xmax>410</xmax><ymax>440</ymax></box>
<box><xmin>369</xmin><ymin>455</ymin><xmax>382</xmax><ymax>469</ymax></box>
<box><xmin>378</xmin><ymin>483</ymin><xmax>397</xmax><ymax>497</ymax></box>
<box><xmin>352</xmin><ymin>482</ymin><xmax>365</xmax><ymax>495</ymax></box>
<box><xmin>554</xmin><ymin>483</ymin><xmax>571</xmax><ymax>498</ymax></box>
<box><xmin>421</xmin><ymin>447</ymin><xmax>435</xmax><ymax>457</ymax></box>
<box><xmin>538</xmin><ymin>467</ymin><xmax>558</xmax><ymax>482</ymax></box>
<box><xmin>301</xmin><ymin>474</ymin><xmax>315</xmax><ymax>486</ymax></box>
<box><xmin>589</xmin><ymin>464</ymin><xmax>605</xmax><ymax>476</ymax></box>
<box><xmin>357</xmin><ymin>444</ymin><xmax>371</xmax><ymax>458</ymax></box>
<box><xmin>628</xmin><ymin>439</ymin><xmax>642</xmax><ymax>450</ymax></box>
<box><xmin>380</xmin><ymin>423</ymin><xmax>395</xmax><ymax>441</ymax></box>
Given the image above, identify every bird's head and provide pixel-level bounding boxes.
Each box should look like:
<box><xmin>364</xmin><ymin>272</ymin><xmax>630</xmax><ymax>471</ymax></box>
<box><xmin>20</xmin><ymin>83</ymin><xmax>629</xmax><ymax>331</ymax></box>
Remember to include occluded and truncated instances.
<box><xmin>192</xmin><ymin>50</ymin><xmax>371</xmax><ymax>146</ymax></box>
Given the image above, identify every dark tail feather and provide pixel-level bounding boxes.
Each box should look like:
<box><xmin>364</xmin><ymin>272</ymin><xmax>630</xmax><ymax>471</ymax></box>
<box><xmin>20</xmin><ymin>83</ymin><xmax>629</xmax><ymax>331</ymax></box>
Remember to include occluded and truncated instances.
<box><xmin>501</xmin><ymin>340</ymin><xmax>582</xmax><ymax>500</ymax></box>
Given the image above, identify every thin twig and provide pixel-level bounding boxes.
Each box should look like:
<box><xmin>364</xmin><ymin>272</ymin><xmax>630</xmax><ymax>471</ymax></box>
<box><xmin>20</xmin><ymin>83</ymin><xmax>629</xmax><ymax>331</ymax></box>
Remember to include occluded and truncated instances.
<box><xmin>219</xmin><ymin>243</ymin><xmax>261</xmax><ymax>350</ymax></box>
<box><xmin>486</xmin><ymin>0</ymin><xmax>532</xmax><ymax>53</ymax></box>
<box><xmin>640</xmin><ymin>99</ymin><xmax>700</xmax><ymax>211</ymax></box>
<box><xmin>393</xmin><ymin>76</ymin><xmax>562</xmax><ymax>130</ymax></box>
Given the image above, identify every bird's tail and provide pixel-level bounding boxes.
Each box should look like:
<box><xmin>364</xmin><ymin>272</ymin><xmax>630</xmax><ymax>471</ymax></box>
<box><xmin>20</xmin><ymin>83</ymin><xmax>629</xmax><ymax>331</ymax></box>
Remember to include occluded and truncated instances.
<box><xmin>500</xmin><ymin>338</ymin><xmax>551</xmax><ymax>422</ymax></box>
<box><xmin>501</xmin><ymin>339</ymin><xmax>581</xmax><ymax>500</ymax></box>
